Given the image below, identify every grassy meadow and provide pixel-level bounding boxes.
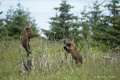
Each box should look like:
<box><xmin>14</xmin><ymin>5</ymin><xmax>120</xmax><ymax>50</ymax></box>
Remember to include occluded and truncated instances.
<box><xmin>0</xmin><ymin>38</ymin><xmax>120</xmax><ymax>80</ymax></box>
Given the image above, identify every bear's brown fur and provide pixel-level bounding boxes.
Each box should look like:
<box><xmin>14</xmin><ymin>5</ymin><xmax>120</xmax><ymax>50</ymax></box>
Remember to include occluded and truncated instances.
<box><xmin>21</xmin><ymin>27</ymin><xmax>38</xmax><ymax>54</ymax></box>
<box><xmin>64</xmin><ymin>40</ymin><xmax>82</xmax><ymax>64</ymax></box>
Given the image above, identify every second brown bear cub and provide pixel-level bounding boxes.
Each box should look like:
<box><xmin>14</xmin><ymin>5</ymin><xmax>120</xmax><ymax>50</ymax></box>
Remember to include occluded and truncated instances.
<box><xmin>64</xmin><ymin>40</ymin><xmax>82</xmax><ymax>64</ymax></box>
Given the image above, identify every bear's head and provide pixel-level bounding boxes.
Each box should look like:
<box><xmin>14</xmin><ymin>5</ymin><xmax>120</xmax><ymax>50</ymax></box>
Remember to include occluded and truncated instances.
<box><xmin>24</xmin><ymin>27</ymin><xmax>32</xmax><ymax>33</ymax></box>
<box><xmin>64</xmin><ymin>40</ymin><xmax>75</xmax><ymax>49</ymax></box>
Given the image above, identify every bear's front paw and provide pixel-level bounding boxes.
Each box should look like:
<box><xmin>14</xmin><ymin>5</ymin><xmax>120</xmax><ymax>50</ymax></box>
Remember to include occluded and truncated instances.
<box><xmin>64</xmin><ymin>46</ymin><xmax>67</xmax><ymax>50</ymax></box>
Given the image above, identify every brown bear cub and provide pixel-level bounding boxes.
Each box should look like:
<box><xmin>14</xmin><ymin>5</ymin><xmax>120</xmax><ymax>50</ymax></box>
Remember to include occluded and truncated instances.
<box><xmin>21</xmin><ymin>27</ymin><xmax>38</xmax><ymax>54</ymax></box>
<box><xmin>64</xmin><ymin>40</ymin><xmax>82</xmax><ymax>64</ymax></box>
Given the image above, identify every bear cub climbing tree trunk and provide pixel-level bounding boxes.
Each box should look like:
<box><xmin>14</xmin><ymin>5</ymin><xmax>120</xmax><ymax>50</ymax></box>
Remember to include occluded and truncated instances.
<box><xmin>21</xmin><ymin>27</ymin><xmax>38</xmax><ymax>70</ymax></box>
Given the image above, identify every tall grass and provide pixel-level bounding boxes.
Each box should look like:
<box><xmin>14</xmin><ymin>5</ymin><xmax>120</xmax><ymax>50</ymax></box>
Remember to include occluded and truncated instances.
<box><xmin>0</xmin><ymin>38</ymin><xmax>120</xmax><ymax>80</ymax></box>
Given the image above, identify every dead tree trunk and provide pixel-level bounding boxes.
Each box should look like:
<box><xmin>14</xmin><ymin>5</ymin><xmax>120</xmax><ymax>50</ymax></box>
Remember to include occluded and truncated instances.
<box><xmin>85</xmin><ymin>28</ymin><xmax>89</xmax><ymax>66</ymax></box>
<box><xmin>27</xmin><ymin>53</ymin><xmax>33</xmax><ymax>70</ymax></box>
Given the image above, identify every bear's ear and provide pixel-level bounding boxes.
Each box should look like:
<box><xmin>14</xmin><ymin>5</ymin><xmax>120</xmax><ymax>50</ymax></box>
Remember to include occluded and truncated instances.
<box><xmin>66</xmin><ymin>43</ymin><xmax>71</xmax><ymax>47</ymax></box>
<box><xmin>25</xmin><ymin>27</ymin><xmax>29</xmax><ymax>31</ymax></box>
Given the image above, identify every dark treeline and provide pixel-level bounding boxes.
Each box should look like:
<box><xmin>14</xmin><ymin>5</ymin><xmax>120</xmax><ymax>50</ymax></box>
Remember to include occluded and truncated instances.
<box><xmin>0</xmin><ymin>0</ymin><xmax>120</xmax><ymax>49</ymax></box>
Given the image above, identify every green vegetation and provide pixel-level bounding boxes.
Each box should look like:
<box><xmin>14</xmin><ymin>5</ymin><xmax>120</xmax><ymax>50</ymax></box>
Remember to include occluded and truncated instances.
<box><xmin>0</xmin><ymin>3</ymin><xmax>38</xmax><ymax>40</ymax></box>
<box><xmin>0</xmin><ymin>0</ymin><xmax>120</xmax><ymax>80</ymax></box>
<box><xmin>42</xmin><ymin>1</ymin><xmax>80</xmax><ymax>41</ymax></box>
<box><xmin>42</xmin><ymin>0</ymin><xmax>120</xmax><ymax>47</ymax></box>
<box><xmin>0</xmin><ymin>38</ymin><xmax>120</xmax><ymax>80</ymax></box>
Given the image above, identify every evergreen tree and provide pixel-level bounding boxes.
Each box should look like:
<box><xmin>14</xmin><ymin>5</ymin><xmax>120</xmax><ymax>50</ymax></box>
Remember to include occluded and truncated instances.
<box><xmin>0</xmin><ymin>2</ymin><xmax>5</xmax><ymax>39</ymax></box>
<box><xmin>4</xmin><ymin>3</ymin><xmax>38</xmax><ymax>39</ymax></box>
<box><xmin>42</xmin><ymin>0</ymin><xmax>80</xmax><ymax>41</ymax></box>
<box><xmin>89</xmin><ymin>0</ymin><xmax>104</xmax><ymax>41</ymax></box>
<box><xmin>80</xmin><ymin>0</ymin><xmax>104</xmax><ymax>40</ymax></box>
<box><xmin>80</xmin><ymin>6</ymin><xmax>90</xmax><ymax>39</ymax></box>
<box><xmin>103</xmin><ymin>0</ymin><xmax>120</xmax><ymax>47</ymax></box>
